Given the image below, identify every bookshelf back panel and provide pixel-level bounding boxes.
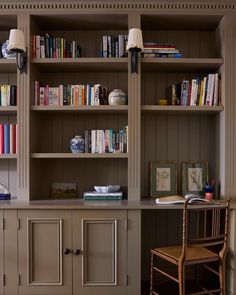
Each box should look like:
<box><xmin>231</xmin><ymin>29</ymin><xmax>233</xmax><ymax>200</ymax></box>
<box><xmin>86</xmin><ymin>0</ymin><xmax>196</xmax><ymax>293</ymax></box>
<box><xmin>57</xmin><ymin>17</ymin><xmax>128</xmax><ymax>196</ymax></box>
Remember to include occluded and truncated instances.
<box><xmin>0</xmin><ymin>73</ymin><xmax>17</xmax><ymax>85</ymax></box>
<box><xmin>31</xmin><ymin>113</ymin><xmax>127</xmax><ymax>153</ymax></box>
<box><xmin>141</xmin><ymin>113</ymin><xmax>217</xmax><ymax>197</ymax></box>
<box><xmin>30</xmin><ymin>158</ymin><xmax>127</xmax><ymax>200</ymax></box>
<box><xmin>142</xmin><ymin>30</ymin><xmax>218</xmax><ymax>58</ymax></box>
<box><xmin>0</xmin><ymin>159</ymin><xmax>17</xmax><ymax>197</ymax></box>
<box><xmin>142</xmin><ymin>72</ymin><xmax>211</xmax><ymax>105</ymax></box>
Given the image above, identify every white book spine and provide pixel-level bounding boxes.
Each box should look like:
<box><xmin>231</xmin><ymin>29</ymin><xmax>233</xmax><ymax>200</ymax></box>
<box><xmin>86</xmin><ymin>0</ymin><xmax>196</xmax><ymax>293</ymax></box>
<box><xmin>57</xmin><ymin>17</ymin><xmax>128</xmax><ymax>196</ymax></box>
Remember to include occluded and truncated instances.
<box><xmin>190</xmin><ymin>79</ymin><xmax>197</xmax><ymax>106</ymax></box>
<box><xmin>209</xmin><ymin>74</ymin><xmax>215</xmax><ymax>106</ymax></box>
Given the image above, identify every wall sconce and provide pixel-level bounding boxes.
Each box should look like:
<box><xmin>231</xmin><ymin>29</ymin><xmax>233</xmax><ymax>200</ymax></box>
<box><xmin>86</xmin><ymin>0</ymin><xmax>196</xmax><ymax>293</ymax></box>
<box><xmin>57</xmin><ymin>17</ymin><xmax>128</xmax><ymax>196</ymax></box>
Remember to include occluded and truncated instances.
<box><xmin>8</xmin><ymin>29</ymin><xmax>27</xmax><ymax>73</ymax></box>
<box><xmin>126</xmin><ymin>28</ymin><xmax>143</xmax><ymax>73</ymax></box>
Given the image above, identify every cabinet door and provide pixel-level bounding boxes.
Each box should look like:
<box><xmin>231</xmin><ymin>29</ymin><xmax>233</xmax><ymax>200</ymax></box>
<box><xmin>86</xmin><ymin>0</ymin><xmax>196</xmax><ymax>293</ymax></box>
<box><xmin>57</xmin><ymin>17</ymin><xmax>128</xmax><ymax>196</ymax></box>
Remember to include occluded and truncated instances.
<box><xmin>73</xmin><ymin>210</ymin><xmax>127</xmax><ymax>295</ymax></box>
<box><xmin>18</xmin><ymin>210</ymin><xmax>72</xmax><ymax>295</ymax></box>
<box><xmin>0</xmin><ymin>210</ymin><xmax>3</xmax><ymax>295</ymax></box>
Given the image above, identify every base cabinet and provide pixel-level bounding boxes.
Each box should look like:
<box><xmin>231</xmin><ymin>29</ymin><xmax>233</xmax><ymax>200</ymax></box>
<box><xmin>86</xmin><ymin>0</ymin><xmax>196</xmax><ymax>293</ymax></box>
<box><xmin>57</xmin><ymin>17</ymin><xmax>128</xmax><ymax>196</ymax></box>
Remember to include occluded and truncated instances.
<box><xmin>17</xmin><ymin>209</ymin><xmax>127</xmax><ymax>295</ymax></box>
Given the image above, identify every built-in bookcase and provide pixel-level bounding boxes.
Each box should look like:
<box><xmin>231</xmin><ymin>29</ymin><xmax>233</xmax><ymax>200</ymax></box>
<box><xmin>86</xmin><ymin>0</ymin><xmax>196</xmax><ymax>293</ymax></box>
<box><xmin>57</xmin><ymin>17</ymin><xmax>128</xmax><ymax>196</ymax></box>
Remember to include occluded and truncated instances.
<box><xmin>0</xmin><ymin>15</ymin><xmax>17</xmax><ymax>197</ymax></box>
<box><xmin>140</xmin><ymin>14</ymin><xmax>224</xmax><ymax>198</ymax></box>
<box><xmin>29</xmin><ymin>14</ymin><xmax>129</xmax><ymax>199</ymax></box>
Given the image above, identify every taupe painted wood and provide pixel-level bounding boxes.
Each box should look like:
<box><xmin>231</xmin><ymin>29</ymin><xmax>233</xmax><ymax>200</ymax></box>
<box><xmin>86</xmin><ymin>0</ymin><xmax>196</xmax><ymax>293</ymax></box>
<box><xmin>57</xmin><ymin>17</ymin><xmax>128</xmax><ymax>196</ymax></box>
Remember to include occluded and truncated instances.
<box><xmin>0</xmin><ymin>210</ymin><xmax>3</xmax><ymax>295</ymax></box>
<box><xmin>18</xmin><ymin>210</ymin><xmax>72</xmax><ymax>295</ymax></box>
<box><xmin>4</xmin><ymin>210</ymin><xmax>18</xmax><ymax>295</ymax></box>
<box><xmin>128</xmin><ymin>13</ymin><xmax>141</xmax><ymax>200</ymax></box>
<box><xmin>127</xmin><ymin>210</ymin><xmax>141</xmax><ymax>295</ymax></box>
<box><xmin>72</xmin><ymin>210</ymin><xmax>127</xmax><ymax>295</ymax></box>
<box><xmin>17</xmin><ymin>13</ymin><xmax>31</xmax><ymax>200</ymax></box>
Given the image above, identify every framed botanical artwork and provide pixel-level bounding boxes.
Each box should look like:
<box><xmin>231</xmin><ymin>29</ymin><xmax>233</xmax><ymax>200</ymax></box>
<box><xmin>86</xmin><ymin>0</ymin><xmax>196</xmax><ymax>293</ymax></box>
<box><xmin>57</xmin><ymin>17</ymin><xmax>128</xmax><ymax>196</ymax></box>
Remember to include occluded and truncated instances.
<box><xmin>181</xmin><ymin>161</ymin><xmax>208</xmax><ymax>196</ymax></box>
<box><xmin>150</xmin><ymin>161</ymin><xmax>177</xmax><ymax>197</ymax></box>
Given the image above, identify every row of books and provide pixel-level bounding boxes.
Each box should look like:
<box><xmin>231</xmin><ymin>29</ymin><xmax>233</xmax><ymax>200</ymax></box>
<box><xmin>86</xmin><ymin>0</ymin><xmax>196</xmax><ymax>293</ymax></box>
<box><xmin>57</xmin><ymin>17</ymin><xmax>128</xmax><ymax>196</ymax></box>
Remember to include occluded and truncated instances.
<box><xmin>32</xmin><ymin>34</ymin><xmax>81</xmax><ymax>59</ymax></box>
<box><xmin>100</xmin><ymin>34</ymin><xmax>128</xmax><ymax>58</ymax></box>
<box><xmin>0</xmin><ymin>124</ymin><xmax>18</xmax><ymax>154</ymax></box>
<box><xmin>142</xmin><ymin>42</ymin><xmax>182</xmax><ymax>58</ymax></box>
<box><xmin>166</xmin><ymin>73</ymin><xmax>221</xmax><ymax>106</ymax></box>
<box><xmin>84</xmin><ymin>126</ymin><xmax>128</xmax><ymax>154</ymax></box>
<box><xmin>0</xmin><ymin>85</ymin><xmax>17</xmax><ymax>106</ymax></box>
<box><xmin>35</xmin><ymin>82</ymin><xmax>108</xmax><ymax>106</ymax></box>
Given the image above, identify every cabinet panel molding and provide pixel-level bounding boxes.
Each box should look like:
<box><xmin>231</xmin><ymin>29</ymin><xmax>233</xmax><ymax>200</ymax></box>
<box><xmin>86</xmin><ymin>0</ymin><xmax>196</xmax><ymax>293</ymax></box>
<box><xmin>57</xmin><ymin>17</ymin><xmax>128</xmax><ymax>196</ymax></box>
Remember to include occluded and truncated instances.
<box><xmin>27</xmin><ymin>218</ymin><xmax>63</xmax><ymax>285</ymax></box>
<box><xmin>81</xmin><ymin>218</ymin><xmax>117</xmax><ymax>286</ymax></box>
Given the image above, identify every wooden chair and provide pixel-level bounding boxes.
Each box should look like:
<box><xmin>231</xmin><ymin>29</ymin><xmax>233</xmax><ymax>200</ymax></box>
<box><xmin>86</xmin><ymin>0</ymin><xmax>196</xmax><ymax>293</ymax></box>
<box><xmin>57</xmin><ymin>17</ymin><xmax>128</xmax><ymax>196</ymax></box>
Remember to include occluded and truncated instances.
<box><xmin>150</xmin><ymin>198</ymin><xmax>231</xmax><ymax>295</ymax></box>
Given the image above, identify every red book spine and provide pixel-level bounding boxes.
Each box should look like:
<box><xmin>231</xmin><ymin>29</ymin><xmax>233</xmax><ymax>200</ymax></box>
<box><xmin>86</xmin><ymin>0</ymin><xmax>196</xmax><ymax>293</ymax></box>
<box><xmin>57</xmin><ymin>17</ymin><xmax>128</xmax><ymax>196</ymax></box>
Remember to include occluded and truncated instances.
<box><xmin>0</xmin><ymin>124</ymin><xmax>4</xmax><ymax>154</ymax></box>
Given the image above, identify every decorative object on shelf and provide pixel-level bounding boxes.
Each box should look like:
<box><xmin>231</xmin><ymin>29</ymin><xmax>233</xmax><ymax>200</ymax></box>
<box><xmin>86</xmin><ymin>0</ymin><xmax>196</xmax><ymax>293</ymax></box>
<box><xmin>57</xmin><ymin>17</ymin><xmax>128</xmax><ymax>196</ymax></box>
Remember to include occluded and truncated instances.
<box><xmin>150</xmin><ymin>161</ymin><xmax>177</xmax><ymax>197</ymax></box>
<box><xmin>127</xmin><ymin>28</ymin><xmax>143</xmax><ymax>73</ymax></box>
<box><xmin>181</xmin><ymin>161</ymin><xmax>208</xmax><ymax>197</ymax></box>
<box><xmin>94</xmin><ymin>185</ymin><xmax>120</xmax><ymax>193</ymax></box>
<box><xmin>70</xmin><ymin>135</ymin><xmax>85</xmax><ymax>153</ymax></box>
<box><xmin>0</xmin><ymin>183</ymin><xmax>11</xmax><ymax>200</ymax></box>
<box><xmin>108</xmin><ymin>89</ymin><xmax>127</xmax><ymax>105</ymax></box>
<box><xmin>158</xmin><ymin>99</ymin><xmax>168</xmax><ymax>105</ymax></box>
<box><xmin>204</xmin><ymin>179</ymin><xmax>215</xmax><ymax>200</ymax></box>
<box><xmin>8</xmin><ymin>29</ymin><xmax>27</xmax><ymax>73</ymax></box>
<box><xmin>1</xmin><ymin>40</ymin><xmax>16</xmax><ymax>59</ymax></box>
<box><xmin>51</xmin><ymin>182</ymin><xmax>77</xmax><ymax>199</ymax></box>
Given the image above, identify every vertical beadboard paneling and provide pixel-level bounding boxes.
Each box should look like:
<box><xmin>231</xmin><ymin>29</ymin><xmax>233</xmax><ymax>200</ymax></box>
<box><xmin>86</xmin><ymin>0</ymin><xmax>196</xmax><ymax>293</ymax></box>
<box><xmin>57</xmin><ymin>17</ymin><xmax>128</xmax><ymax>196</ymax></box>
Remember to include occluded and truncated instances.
<box><xmin>223</xmin><ymin>15</ymin><xmax>236</xmax><ymax>198</ymax></box>
<box><xmin>141</xmin><ymin>114</ymin><xmax>218</xmax><ymax>196</ymax></box>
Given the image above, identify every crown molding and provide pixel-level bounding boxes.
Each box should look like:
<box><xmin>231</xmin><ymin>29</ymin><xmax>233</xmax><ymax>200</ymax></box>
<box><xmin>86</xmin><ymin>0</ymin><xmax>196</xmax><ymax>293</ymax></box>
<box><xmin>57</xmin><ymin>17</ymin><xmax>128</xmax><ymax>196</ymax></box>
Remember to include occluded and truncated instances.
<box><xmin>0</xmin><ymin>1</ymin><xmax>235</xmax><ymax>12</ymax></box>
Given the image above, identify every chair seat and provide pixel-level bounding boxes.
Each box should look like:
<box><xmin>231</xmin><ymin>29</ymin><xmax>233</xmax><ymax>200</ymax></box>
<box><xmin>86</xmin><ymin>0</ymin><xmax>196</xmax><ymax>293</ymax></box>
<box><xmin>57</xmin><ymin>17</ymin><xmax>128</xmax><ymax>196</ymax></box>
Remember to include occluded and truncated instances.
<box><xmin>152</xmin><ymin>245</ymin><xmax>219</xmax><ymax>264</ymax></box>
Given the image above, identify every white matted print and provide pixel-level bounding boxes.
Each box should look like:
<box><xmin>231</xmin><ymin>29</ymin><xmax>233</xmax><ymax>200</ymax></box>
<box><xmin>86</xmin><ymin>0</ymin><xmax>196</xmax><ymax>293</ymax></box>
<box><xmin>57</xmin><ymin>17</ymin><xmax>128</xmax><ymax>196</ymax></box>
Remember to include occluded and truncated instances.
<box><xmin>156</xmin><ymin>168</ymin><xmax>171</xmax><ymax>191</ymax></box>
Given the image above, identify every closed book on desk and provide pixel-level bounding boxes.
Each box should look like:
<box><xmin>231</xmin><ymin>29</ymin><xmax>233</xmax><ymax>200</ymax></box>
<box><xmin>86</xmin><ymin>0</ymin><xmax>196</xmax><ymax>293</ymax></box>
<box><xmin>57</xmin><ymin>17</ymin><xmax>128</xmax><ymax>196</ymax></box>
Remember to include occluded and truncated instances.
<box><xmin>84</xmin><ymin>191</ymin><xmax>122</xmax><ymax>200</ymax></box>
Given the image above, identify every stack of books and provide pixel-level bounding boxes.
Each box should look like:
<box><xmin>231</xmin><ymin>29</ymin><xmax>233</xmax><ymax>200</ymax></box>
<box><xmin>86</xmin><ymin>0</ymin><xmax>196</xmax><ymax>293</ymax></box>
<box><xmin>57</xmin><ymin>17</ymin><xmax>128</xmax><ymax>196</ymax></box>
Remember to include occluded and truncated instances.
<box><xmin>142</xmin><ymin>42</ymin><xmax>182</xmax><ymax>58</ymax></box>
<box><xmin>0</xmin><ymin>123</ymin><xmax>17</xmax><ymax>154</ymax></box>
<box><xmin>100</xmin><ymin>34</ymin><xmax>128</xmax><ymax>58</ymax></box>
<box><xmin>0</xmin><ymin>85</ymin><xmax>17</xmax><ymax>106</ymax></box>
<box><xmin>83</xmin><ymin>191</ymin><xmax>123</xmax><ymax>200</ymax></box>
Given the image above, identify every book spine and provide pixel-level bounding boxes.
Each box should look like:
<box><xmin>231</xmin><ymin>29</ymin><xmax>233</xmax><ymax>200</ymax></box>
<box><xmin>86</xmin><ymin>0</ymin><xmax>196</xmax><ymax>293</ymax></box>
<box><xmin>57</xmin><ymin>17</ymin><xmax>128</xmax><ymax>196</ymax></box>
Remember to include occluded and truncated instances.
<box><xmin>4</xmin><ymin>124</ymin><xmax>10</xmax><ymax>154</ymax></box>
<box><xmin>0</xmin><ymin>124</ymin><xmax>4</xmax><ymax>154</ymax></box>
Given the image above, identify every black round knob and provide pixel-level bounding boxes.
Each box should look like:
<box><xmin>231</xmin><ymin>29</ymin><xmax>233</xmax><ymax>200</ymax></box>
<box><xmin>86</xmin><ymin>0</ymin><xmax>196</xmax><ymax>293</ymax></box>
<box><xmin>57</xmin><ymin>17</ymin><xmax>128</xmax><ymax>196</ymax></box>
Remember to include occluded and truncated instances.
<box><xmin>63</xmin><ymin>248</ymin><xmax>71</xmax><ymax>255</ymax></box>
<box><xmin>73</xmin><ymin>248</ymin><xmax>81</xmax><ymax>256</ymax></box>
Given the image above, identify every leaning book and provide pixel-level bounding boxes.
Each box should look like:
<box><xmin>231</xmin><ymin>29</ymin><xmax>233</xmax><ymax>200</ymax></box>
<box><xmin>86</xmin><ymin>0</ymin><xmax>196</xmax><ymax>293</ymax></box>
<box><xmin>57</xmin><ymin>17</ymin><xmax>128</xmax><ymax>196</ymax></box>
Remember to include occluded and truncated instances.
<box><xmin>84</xmin><ymin>191</ymin><xmax>122</xmax><ymax>200</ymax></box>
<box><xmin>155</xmin><ymin>195</ymin><xmax>210</xmax><ymax>205</ymax></box>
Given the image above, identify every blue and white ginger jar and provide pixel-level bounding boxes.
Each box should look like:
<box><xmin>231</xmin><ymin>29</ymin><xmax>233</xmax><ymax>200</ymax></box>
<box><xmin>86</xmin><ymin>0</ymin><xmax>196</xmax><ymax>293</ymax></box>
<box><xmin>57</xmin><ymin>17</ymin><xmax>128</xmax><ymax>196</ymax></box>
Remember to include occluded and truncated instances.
<box><xmin>70</xmin><ymin>136</ymin><xmax>85</xmax><ymax>153</ymax></box>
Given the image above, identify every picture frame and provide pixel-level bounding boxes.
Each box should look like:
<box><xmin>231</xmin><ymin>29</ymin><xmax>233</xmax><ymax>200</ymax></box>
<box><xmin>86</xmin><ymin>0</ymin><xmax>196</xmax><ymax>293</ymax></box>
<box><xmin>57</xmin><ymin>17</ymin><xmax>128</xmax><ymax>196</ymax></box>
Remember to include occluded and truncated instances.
<box><xmin>150</xmin><ymin>161</ymin><xmax>177</xmax><ymax>197</ymax></box>
<box><xmin>181</xmin><ymin>161</ymin><xmax>208</xmax><ymax>196</ymax></box>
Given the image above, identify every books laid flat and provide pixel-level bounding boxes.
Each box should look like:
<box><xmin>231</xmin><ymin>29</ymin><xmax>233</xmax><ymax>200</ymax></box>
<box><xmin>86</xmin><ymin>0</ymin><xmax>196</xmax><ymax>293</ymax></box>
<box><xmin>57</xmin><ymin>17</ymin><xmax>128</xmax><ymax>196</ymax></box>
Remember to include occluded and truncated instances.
<box><xmin>155</xmin><ymin>195</ymin><xmax>210</xmax><ymax>205</ymax></box>
<box><xmin>0</xmin><ymin>194</ymin><xmax>11</xmax><ymax>200</ymax></box>
<box><xmin>83</xmin><ymin>191</ymin><xmax>122</xmax><ymax>200</ymax></box>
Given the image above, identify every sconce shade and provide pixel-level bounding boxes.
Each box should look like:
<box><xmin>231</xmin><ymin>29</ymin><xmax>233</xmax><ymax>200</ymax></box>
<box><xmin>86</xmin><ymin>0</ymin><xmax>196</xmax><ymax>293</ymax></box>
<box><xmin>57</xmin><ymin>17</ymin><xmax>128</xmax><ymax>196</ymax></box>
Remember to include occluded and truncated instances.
<box><xmin>127</xmin><ymin>28</ymin><xmax>143</xmax><ymax>73</ymax></box>
<box><xmin>126</xmin><ymin>28</ymin><xmax>143</xmax><ymax>52</ymax></box>
<box><xmin>8</xmin><ymin>29</ymin><xmax>26</xmax><ymax>53</ymax></box>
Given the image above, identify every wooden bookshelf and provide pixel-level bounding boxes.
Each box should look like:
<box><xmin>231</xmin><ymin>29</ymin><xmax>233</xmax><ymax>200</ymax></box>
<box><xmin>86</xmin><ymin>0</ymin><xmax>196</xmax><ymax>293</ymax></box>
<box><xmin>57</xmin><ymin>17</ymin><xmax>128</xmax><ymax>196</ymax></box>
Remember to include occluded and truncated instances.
<box><xmin>31</xmin><ymin>57</ymin><xmax>128</xmax><ymax>72</ymax></box>
<box><xmin>141</xmin><ymin>105</ymin><xmax>224</xmax><ymax>113</ymax></box>
<box><xmin>31</xmin><ymin>105</ymin><xmax>128</xmax><ymax>113</ymax></box>
<box><xmin>31</xmin><ymin>153</ymin><xmax>128</xmax><ymax>159</ymax></box>
<box><xmin>0</xmin><ymin>154</ymin><xmax>17</xmax><ymax>159</ymax></box>
<box><xmin>141</xmin><ymin>58</ymin><xmax>223</xmax><ymax>72</ymax></box>
<box><xmin>0</xmin><ymin>59</ymin><xmax>16</xmax><ymax>73</ymax></box>
<box><xmin>0</xmin><ymin>106</ymin><xmax>18</xmax><ymax>114</ymax></box>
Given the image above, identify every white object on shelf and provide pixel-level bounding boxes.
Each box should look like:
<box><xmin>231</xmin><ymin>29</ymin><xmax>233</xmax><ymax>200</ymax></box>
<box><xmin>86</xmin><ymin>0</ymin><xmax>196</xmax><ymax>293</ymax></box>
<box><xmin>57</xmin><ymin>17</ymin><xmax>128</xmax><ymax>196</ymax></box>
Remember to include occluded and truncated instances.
<box><xmin>94</xmin><ymin>185</ymin><xmax>120</xmax><ymax>193</ymax></box>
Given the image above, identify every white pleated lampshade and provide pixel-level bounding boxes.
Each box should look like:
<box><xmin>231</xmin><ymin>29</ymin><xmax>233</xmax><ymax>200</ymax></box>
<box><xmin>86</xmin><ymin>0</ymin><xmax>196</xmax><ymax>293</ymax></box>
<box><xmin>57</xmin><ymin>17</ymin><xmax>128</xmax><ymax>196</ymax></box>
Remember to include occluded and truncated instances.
<box><xmin>8</xmin><ymin>29</ymin><xmax>26</xmax><ymax>53</ymax></box>
<box><xmin>126</xmin><ymin>28</ymin><xmax>143</xmax><ymax>51</ymax></box>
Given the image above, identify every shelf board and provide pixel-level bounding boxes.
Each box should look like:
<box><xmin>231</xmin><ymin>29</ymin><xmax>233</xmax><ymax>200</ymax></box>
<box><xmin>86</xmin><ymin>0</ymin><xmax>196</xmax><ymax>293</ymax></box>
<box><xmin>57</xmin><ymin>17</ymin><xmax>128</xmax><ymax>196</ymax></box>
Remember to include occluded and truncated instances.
<box><xmin>31</xmin><ymin>105</ymin><xmax>128</xmax><ymax>113</ymax></box>
<box><xmin>31</xmin><ymin>153</ymin><xmax>128</xmax><ymax>159</ymax></box>
<box><xmin>141</xmin><ymin>58</ymin><xmax>223</xmax><ymax>72</ymax></box>
<box><xmin>0</xmin><ymin>154</ymin><xmax>17</xmax><ymax>159</ymax></box>
<box><xmin>0</xmin><ymin>59</ymin><xmax>16</xmax><ymax>73</ymax></box>
<box><xmin>141</xmin><ymin>105</ymin><xmax>224</xmax><ymax>113</ymax></box>
<box><xmin>31</xmin><ymin>58</ymin><xmax>128</xmax><ymax>72</ymax></box>
<box><xmin>0</xmin><ymin>106</ymin><xmax>18</xmax><ymax>114</ymax></box>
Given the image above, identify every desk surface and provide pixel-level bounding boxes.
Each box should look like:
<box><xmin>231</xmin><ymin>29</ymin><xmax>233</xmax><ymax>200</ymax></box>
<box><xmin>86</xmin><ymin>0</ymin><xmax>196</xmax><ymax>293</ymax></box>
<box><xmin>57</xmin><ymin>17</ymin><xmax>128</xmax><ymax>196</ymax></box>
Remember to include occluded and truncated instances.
<box><xmin>0</xmin><ymin>199</ymin><xmax>235</xmax><ymax>210</ymax></box>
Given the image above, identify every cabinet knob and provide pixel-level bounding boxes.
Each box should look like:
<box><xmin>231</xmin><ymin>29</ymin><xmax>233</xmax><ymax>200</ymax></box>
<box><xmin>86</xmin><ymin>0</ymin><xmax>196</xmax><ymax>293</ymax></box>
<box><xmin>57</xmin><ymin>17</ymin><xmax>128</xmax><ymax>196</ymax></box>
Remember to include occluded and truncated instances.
<box><xmin>63</xmin><ymin>248</ymin><xmax>71</xmax><ymax>255</ymax></box>
<box><xmin>73</xmin><ymin>248</ymin><xmax>81</xmax><ymax>256</ymax></box>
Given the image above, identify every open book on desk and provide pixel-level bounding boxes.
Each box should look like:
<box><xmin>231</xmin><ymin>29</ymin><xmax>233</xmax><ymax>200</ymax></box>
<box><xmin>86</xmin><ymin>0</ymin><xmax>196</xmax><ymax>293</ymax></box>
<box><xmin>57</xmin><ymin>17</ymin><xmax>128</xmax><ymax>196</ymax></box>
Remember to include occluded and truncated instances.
<box><xmin>155</xmin><ymin>195</ymin><xmax>210</xmax><ymax>205</ymax></box>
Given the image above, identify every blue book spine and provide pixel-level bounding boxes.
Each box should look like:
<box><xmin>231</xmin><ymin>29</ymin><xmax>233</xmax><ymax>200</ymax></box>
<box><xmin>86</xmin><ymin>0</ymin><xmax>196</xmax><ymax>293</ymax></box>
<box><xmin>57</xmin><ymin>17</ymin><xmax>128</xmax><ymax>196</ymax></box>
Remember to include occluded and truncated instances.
<box><xmin>4</xmin><ymin>124</ymin><xmax>10</xmax><ymax>154</ymax></box>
